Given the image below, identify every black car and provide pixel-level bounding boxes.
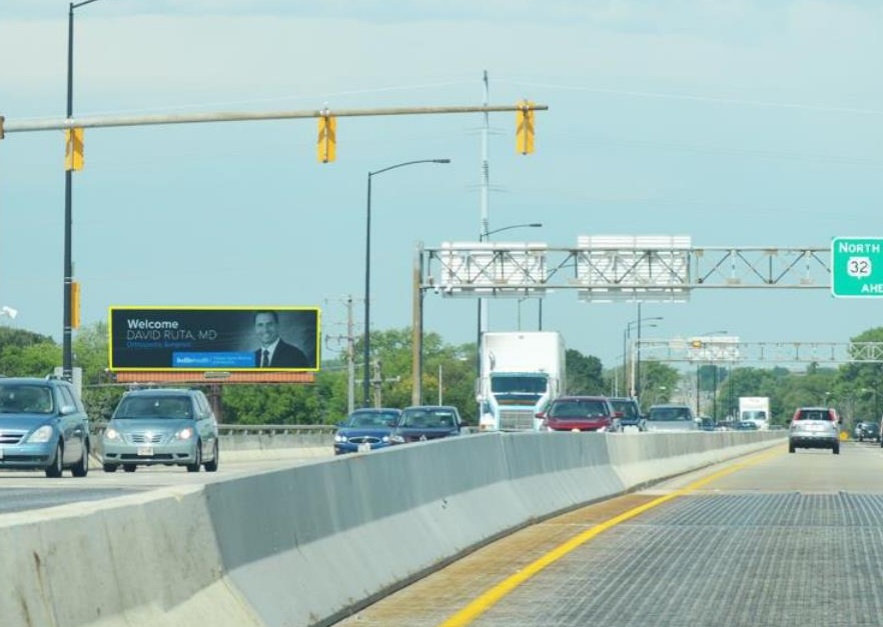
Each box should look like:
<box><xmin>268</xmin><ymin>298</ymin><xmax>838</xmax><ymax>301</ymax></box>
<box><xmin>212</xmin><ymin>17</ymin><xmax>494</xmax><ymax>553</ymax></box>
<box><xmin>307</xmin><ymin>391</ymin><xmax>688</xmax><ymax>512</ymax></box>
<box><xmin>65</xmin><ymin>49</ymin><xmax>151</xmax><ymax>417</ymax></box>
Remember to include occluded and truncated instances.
<box><xmin>856</xmin><ymin>421</ymin><xmax>880</xmax><ymax>442</ymax></box>
<box><xmin>389</xmin><ymin>405</ymin><xmax>462</xmax><ymax>444</ymax></box>
<box><xmin>609</xmin><ymin>397</ymin><xmax>645</xmax><ymax>432</ymax></box>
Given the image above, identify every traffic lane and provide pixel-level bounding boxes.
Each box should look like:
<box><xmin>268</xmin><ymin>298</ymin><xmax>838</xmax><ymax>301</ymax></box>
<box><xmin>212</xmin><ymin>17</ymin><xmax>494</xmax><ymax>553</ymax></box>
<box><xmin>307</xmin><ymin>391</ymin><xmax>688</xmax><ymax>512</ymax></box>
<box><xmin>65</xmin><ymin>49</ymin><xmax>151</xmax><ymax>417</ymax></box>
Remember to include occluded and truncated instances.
<box><xmin>465</xmin><ymin>442</ymin><xmax>883</xmax><ymax>627</ymax></box>
<box><xmin>648</xmin><ymin>437</ymin><xmax>883</xmax><ymax>495</ymax></box>
<box><xmin>334</xmin><ymin>442</ymin><xmax>883</xmax><ymax>626</ymax></box>
<box><xmin>0</xmin><ymin>449</ymin><xmax>331</xmax><ymax>515</ymax></box>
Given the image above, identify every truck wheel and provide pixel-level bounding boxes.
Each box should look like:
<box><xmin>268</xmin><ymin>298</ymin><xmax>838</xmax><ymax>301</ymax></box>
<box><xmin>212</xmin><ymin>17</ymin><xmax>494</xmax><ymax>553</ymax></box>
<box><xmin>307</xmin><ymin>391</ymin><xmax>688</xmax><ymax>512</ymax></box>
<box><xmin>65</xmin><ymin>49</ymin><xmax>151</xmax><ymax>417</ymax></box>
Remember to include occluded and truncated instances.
<box><xmin>788</xmin><ymin>442</ymin><xmax>796</xmax><ymax>454</ymax></box>
<box><xmin>833</xmin><ymin>443</ymin><xmax>840</xmax><ymax>455</ymax></box>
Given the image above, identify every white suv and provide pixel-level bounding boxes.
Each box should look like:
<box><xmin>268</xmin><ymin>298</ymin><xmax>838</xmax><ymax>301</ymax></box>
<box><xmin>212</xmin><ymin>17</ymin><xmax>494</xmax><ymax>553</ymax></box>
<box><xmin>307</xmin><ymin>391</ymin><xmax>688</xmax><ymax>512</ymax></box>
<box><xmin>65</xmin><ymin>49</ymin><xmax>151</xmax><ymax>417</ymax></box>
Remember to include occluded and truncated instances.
<box><xmin>789</xmin><ymin>407</ymin><xmax>840</xmax><ymax>455</ymax></box>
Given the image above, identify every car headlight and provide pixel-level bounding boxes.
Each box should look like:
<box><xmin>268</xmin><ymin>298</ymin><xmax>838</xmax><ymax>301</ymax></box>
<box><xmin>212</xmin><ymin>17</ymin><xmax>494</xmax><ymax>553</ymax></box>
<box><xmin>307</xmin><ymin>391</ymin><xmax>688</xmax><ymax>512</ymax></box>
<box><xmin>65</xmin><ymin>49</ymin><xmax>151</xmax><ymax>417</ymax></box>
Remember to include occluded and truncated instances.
<box><xmin>103</xmin><ymin>427</ymin><xmax>121</xmax><ymax>441</ymax></box>
<box><xmin>389</xmin><ymin>434</ymin><xmax>405</xmax><ymax>444</ymax></box>
<box><xmin>175</xmin><ymin>426</ymin><xmax>195</xmax><ymax>440</ymax></box>
<box><xmin>381</xmin><ymin>435</ymin><xmax>390</xmax><ymax>443</ymax></box>
<box><xmin>334</xmin><ymin>434</ymin><xmax>346</xmax><ymax>443</ymax></box>
<box><xmin>26</xmin><ymin>425</ymin><xmax>54</xmax><ymax>444</ymax></box>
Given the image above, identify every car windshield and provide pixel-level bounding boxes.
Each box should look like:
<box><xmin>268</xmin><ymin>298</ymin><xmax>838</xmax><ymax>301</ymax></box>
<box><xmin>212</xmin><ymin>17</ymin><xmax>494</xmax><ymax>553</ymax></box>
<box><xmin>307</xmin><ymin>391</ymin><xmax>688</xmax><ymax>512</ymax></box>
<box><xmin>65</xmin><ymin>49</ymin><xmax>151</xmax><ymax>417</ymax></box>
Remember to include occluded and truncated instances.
<box><xmin>115</xmin><ymin>396</ymin><xmax>192</xmax><ymax>419</ymax></box>
<box><xmin>347</xmin><ymin>411</ymin><xmax>398</xmax><ymax>427</ymax></box>
<box><xmin>610</xmin><ymin>400</ymin><xmax>639</xmax><ymax>418</ymax></box>
<box><xmin>0</xmin><ymin>384</ymin><xmax>54</xmax><ymax>414</ymax></box>
<box><xmin>649</xmin><ymin>407</ymin><xmax>693</xmax><ymax>421</ymax></box>
<box><xmin>548</xmin><ymin>400</ymin><xmax>609</xmax><ymax>419</ymax></box>
<box><xmin>400</xmin><ymin>409</ymin><xmax>457</xmax><ymax>428</ymax></box>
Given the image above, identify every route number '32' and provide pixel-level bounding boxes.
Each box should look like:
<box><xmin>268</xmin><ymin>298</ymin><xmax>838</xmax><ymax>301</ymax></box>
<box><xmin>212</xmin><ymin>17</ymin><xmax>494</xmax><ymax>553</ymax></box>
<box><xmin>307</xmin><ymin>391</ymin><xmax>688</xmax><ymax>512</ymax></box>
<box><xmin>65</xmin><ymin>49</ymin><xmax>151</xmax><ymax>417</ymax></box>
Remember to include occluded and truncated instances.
<box><xmin>848</xmin><ymin>256</ymin><xmax>872</xmax><ymax>278</ymax></box>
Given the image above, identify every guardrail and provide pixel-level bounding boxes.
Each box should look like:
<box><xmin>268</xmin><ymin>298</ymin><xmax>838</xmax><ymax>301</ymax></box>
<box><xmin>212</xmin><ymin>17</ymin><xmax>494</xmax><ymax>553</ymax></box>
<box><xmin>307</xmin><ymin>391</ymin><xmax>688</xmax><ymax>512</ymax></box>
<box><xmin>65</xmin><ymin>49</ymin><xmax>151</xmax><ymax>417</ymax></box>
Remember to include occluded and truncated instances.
<box><xmin>87</xmin><ymin>423</ymin><xmax>337</xmax><ymax>461</ymax></box>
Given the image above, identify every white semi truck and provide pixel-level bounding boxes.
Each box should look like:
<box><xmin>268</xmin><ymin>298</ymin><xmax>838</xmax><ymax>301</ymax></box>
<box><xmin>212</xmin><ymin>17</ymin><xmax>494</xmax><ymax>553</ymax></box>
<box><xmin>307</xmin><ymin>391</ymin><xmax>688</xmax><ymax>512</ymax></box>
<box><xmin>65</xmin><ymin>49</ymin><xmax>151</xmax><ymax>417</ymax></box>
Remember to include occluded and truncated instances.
<box><xmin>477</xmin><ymin>331</ymin><xmax>566</xmax><ymax>431</ymax></box>
<box><xmin>738</xmin><ymin>396</ymin><xmax>771</xmax><ymax>430</ymax></box>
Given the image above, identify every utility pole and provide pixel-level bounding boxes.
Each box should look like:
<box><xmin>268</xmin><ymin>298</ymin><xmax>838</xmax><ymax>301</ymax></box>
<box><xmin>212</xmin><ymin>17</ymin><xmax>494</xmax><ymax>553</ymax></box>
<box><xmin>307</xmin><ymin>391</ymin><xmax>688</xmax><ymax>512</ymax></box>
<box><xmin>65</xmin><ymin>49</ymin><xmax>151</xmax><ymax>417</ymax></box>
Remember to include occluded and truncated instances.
<box><xmin>324</xmin><ymin>295</ymin><xmax>357</xmax><ymax>415</ymax></box>
<box><xmin>371</xmin><ymin>359</ymin><xmax>383</xmax><ymax>408</ymax></box>
<box><xmin>345</xmin><ymin>295</ymin><xmax>355</xmax><ymax>414</ymax></box>
<box><xmin>476</xmin><ymin>71</ymin><xmax>491</xmax><ymax>417</ymax></box>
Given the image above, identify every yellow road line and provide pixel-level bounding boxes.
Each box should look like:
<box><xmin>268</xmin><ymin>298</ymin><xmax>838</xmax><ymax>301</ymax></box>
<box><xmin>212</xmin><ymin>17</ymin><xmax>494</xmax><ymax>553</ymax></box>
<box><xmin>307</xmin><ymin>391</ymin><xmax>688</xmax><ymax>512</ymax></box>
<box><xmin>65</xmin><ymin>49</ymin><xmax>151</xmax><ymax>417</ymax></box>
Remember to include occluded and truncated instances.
<box><xmin>439</xmin><ymin>447</ymin><xmax>784</xmax><ymax>626</ymax></box>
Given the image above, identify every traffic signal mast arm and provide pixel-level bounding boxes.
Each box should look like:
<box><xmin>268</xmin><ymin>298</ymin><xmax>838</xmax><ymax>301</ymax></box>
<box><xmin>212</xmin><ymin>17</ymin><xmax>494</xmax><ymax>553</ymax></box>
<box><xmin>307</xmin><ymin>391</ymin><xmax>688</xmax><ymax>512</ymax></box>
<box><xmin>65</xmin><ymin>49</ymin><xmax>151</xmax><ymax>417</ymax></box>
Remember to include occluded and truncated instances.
<box><xmin>1</xmin><ymin>103</ymin><xmax>547</xmax><ymax>133</ymax></box>
<box><xmin>1</xmin><ymin>102</ymin><xmax>547</xmax><ymax>163</ymax></box>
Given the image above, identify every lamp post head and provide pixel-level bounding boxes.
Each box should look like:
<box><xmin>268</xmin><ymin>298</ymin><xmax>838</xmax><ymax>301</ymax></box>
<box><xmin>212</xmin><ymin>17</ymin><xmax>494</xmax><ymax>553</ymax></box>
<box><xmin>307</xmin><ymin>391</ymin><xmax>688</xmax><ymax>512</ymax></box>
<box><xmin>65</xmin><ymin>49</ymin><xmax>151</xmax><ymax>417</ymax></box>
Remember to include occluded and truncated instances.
<box><xmin>483</xmin><ymin>222</ymin><xmax>543</xmax><ymax>238</ymax></box>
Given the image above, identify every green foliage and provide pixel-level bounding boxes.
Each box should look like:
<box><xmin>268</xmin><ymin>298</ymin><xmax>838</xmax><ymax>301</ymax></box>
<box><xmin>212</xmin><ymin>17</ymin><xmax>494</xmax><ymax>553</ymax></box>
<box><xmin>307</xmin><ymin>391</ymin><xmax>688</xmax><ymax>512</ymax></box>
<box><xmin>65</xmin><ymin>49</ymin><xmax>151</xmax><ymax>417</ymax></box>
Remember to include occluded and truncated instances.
<box><xmin>73</xmin><ymin>321</ymin><xmax>110</xmax><ymax>384</ymax></box>
<box><xmin>565</xmin><ymin>350</ymin><xmax>605</xmax><ymax>394</ymax></box>
<box><xmin>7</xmin><ymin>320</ymin><xmax>883</xmax><ymax>429</ymax></box>
<box><xmin>0</xmin><ymin>326</ymin><xmax>60</xmax><ymax>377</ymax></box>
<box><xmin>636</xmin><ymin>361</ymin><xmax>681</xmax><ymax>410</ymax></box>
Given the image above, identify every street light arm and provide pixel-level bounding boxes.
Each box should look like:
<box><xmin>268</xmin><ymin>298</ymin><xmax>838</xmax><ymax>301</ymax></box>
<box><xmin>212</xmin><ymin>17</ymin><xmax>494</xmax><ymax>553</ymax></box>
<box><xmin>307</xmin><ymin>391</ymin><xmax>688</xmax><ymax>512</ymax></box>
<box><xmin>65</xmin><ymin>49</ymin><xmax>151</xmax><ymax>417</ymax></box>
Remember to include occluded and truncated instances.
<box><xmin>363</xmin><ymin>157</ymin><xmax>451</xmax><ymax>407</ymax></box>
<box><xmin>483</xmin><ymin>222</ymin><xmax>542</xmax><ymax>239</ymax></box>
<box><xmin>369</xmin><ymin>158</ymin><xmax>450</xmax><ymax>178</ymax></box>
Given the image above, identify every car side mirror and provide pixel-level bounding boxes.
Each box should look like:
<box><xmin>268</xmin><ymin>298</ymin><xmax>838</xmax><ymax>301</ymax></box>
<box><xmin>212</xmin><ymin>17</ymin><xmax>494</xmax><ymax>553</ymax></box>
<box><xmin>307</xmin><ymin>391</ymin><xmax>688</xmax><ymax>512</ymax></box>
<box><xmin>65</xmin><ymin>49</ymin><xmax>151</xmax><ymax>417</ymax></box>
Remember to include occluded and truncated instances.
<box><xmin>535</xmin><ymin>412</ymin><xmax>546</xmax><ymax>419</ymax></box>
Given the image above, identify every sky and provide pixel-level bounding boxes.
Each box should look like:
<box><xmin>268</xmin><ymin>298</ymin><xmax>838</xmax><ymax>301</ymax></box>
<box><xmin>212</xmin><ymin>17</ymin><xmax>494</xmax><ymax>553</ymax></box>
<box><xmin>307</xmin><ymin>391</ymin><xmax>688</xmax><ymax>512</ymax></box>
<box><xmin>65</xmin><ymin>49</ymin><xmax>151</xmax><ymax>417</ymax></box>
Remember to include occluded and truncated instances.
<box><xmin>1</xmin><ymin>0</ymin><xmax>882</xmax><ymax>373</ymax></box>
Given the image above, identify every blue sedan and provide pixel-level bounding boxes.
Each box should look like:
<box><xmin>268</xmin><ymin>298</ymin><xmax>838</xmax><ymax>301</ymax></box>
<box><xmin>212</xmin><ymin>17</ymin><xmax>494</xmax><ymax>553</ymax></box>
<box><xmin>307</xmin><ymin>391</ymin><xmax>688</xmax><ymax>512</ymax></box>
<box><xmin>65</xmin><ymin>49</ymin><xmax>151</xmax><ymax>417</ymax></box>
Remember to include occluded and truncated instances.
<box><xmin>333</xmin><ymin>408</ymin><xmax>402</xmax><ymax>455</ymax></box>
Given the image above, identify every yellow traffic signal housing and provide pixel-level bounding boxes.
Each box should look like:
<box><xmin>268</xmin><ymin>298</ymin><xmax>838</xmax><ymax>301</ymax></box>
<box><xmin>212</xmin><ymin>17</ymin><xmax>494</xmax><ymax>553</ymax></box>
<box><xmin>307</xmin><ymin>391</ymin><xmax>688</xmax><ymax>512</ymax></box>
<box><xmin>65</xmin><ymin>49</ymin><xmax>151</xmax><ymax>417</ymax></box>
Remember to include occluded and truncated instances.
<box><xmin>65</xmin><ymin>127</ymin><xmax>84</xmax><ymax>171</ymax></box>
<box><xmin>516</xmin><ymin>100</ymin><xmax>535</xmax><ymax>155</ymax></box>
<box><xmin>317</xmin><ymin>114</ymin><xmax>336</xmax><ymax>163</ymax></box>
<box><xmin>71</xmin><ymin>281</ymin><xmax>81</xmax><ymax>329</ymax></box>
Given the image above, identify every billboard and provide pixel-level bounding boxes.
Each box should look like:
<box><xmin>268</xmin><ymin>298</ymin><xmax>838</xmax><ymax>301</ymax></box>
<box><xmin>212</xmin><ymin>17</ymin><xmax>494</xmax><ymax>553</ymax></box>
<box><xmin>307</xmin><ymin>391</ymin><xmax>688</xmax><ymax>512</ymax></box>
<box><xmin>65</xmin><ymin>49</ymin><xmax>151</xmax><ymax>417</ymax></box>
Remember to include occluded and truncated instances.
<box><xmin>109</xmin><ymin>306</ymin><xmax>320</xmax><ymax>372</ymax></box>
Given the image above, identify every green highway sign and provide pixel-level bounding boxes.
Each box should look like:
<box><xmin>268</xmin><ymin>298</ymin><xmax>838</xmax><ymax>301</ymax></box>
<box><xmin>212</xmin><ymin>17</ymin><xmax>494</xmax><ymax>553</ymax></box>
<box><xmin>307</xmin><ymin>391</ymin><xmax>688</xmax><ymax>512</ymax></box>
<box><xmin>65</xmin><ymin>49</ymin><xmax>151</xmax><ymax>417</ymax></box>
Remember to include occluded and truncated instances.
<box><xmin>831</xmin><ymin>237</ymin><xmax>883</xmax><ymax>297</ymax></box>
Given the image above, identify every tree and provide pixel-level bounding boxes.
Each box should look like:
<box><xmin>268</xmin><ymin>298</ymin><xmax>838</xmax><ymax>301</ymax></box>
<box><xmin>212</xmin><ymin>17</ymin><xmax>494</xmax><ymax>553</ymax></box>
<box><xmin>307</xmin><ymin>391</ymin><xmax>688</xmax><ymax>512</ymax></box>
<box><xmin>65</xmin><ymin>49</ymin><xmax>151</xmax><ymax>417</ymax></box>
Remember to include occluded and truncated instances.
<box><xmin>0</xmin><ymin>327</ymin><xmax>59</xmax><ymax>377</ymax></box>
<box><xmin>565</xmin><ymin>349</ymin><xmax>604</xmax><ymax>395</ymax></box>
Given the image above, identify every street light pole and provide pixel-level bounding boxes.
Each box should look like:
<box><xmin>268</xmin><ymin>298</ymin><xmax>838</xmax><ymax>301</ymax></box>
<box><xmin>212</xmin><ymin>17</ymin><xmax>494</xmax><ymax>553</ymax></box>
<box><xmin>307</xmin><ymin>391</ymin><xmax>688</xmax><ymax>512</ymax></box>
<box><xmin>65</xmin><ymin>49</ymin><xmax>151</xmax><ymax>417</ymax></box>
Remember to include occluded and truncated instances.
<box><xmin>63</xmin><ymin>0</ymin><xmax>105</xmax><ymax>382</ymax></box>
<box><xmin>363</xmin><ymin>158</ymin><xmax>450</xmax><ymax>407</ymax></box>
<box><xmin>475</xmin><ymin>222</ymin><xmax>543</xmax><ymax>385</ymax></box>
<box><xmin>623</xmin><ymin>317</ymin><xmax>661</xmax><ymax>398</ymax></box>
<box><xmin>695</xmin><ymin>330</ymin><xmax>727</xmax><ymax>419</ymax></box>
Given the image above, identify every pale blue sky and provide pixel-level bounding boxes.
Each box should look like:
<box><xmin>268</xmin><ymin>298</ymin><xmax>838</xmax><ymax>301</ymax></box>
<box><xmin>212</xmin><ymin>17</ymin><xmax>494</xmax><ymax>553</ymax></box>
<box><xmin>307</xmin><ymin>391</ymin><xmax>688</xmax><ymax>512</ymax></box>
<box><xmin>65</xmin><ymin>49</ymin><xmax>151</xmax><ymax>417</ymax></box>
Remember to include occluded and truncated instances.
<box><xmin>1</xmin><ymin>0</ymin><xmax>882</xmax><ymax>370</ymax></box>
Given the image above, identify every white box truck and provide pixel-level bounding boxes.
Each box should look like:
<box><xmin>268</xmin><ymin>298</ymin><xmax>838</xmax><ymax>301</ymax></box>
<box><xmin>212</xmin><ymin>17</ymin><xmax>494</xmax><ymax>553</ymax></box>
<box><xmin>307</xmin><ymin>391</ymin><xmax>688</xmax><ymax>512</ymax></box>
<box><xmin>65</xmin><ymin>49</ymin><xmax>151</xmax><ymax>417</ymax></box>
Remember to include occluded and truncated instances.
<box><xmin>738</xmin><ymin>396</ymin><xmax>771</xmax><ymax>430</ymax></box>
<box><xmin>477</xmin><ymin>331</ymin><xmax>566</xmax><ymax>431</ymax></box>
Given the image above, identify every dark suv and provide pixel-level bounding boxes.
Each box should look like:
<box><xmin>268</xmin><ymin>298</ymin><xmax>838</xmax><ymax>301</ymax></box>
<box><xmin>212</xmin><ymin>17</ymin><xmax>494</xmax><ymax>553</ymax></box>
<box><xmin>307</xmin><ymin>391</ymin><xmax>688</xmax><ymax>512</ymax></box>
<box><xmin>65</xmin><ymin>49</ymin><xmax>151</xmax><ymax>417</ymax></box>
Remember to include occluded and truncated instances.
<box><xmin>789</xmin><ymin>407</ymin><xmax>840</xmax><ymax>455</ymax></box>
<box><xmin>608</xmin><ymin>397</ymin><xmax>644</xmax><ymax>432</ymax></box>
<box><xmin>537</xmin><ymin>396</ymin><xmax>617</xmax><ymax>432</ymax></box>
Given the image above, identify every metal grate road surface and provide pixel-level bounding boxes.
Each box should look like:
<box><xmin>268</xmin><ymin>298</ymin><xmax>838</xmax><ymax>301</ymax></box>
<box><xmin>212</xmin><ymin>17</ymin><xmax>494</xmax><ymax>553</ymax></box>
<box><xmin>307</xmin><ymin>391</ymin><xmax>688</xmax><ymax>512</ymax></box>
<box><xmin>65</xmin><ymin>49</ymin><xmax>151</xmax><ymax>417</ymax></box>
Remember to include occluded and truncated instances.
<box><xmin>473</xmin><ymin>493</ymin><xmax>883</xmax><ymax>627</ymax></box>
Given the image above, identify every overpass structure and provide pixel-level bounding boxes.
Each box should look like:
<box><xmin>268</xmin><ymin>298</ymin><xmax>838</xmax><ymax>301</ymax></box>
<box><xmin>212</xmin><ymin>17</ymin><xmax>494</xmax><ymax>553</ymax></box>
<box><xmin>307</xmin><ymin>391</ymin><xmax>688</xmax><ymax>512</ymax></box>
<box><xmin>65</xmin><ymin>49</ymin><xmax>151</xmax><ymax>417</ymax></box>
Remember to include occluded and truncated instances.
<box><xmin>636</xmin><ymin>338</ymin><xmax>883</xmax><ymax>364</ymax></box>
<box><xmin>409</xmin><ymin>238</ymin><xmax>836</xmax><ymax>402</ymax></box>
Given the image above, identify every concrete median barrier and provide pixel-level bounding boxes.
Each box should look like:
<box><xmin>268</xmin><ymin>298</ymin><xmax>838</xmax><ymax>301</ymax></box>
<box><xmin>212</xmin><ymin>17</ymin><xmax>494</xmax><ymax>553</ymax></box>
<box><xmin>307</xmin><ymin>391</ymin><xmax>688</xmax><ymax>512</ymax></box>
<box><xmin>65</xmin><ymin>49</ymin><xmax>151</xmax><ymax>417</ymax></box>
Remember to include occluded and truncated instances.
<box><xmin>4</xmin><ymin>430</ymin><xmax>783</xmax><ymax>627</ymax></box>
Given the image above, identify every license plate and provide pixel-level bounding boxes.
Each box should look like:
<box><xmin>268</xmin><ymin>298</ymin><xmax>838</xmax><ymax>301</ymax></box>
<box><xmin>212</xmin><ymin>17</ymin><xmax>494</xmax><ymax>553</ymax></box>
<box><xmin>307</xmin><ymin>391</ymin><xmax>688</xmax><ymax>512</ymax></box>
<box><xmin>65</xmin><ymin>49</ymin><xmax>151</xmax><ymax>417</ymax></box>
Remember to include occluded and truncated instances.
<box><xmin>136</xmin><ymin>446</ymin><xmax>154</xmax><ymax>456</ymax></box>
<box><xmin>357</xmin><ymin>443</ymin><xmax>371</xmax><ymax>453</ymax></box>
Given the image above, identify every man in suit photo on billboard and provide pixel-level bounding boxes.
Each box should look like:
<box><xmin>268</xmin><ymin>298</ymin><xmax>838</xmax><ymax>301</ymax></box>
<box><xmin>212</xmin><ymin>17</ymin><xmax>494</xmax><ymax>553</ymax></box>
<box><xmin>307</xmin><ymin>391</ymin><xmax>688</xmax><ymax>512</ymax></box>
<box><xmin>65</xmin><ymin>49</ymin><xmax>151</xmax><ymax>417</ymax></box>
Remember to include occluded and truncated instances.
<box><xmin>253</xmin><ymin>310</ymin><xmax>311</xmax><ymax>368</ymax></box>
